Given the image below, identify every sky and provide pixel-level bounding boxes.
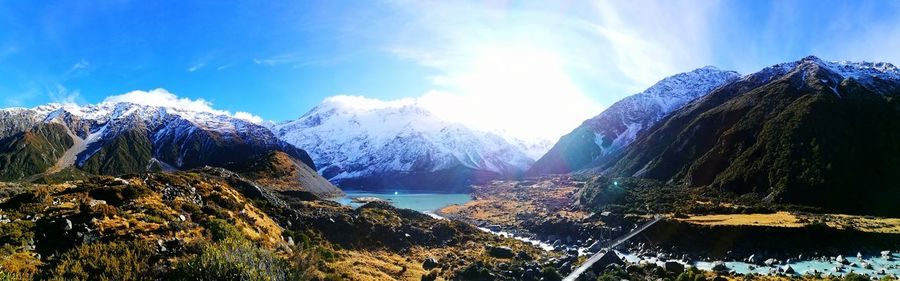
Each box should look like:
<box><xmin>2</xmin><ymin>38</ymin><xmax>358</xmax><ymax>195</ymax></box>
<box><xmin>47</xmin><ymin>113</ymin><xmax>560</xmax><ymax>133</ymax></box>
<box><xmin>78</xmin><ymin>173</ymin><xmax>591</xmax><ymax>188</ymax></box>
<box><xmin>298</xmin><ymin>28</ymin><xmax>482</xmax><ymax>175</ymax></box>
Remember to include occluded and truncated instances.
<box><xmin>2</xmin><ymin>0</ymin><xmax>900</xmax><ymax>141</ymax></box>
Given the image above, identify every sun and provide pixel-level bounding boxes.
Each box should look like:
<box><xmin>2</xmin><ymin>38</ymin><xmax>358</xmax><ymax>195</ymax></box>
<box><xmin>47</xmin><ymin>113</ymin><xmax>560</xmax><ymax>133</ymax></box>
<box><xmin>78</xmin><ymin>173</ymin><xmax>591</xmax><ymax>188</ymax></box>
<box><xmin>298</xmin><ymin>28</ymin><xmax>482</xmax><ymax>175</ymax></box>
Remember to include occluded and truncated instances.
<box><xmin>418</xmin><ymin>45</ymin><xmax>603</xmax><ymax>142</ymax></box>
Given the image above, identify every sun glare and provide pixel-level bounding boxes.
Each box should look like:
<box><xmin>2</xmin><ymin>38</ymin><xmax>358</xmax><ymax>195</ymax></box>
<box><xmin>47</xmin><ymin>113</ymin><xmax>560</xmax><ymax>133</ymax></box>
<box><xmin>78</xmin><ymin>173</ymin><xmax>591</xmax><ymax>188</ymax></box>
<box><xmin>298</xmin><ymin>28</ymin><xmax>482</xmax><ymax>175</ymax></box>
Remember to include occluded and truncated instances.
<box><xmin>419</xmin><ymin>45</ymin><xmax>602</xmax><ymax>141</ymax></box>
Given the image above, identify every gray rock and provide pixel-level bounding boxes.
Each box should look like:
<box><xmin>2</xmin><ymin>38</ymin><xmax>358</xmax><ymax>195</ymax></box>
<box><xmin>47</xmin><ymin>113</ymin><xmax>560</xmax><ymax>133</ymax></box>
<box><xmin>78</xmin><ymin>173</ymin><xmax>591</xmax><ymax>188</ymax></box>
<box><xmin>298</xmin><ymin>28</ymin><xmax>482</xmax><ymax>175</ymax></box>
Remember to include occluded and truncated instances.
<box><xmin>664</xmin><ymin>261</ymin><xmax>685</xmax><ymax>273</ymax></box>
<box><xmin>783</xmin><ymin>265</ymin><xmax>796</xmax><ymax>274</ymax></box>
<box><xmin>487</xmin><ymin>246</ymin><xmax>515</xmax><ymax>258</ymax></box>
<box><xmin>711</xmin><ymin>261</ymin><xmax>728</xmax><ymax>272</ymax></box>
<box><xmin>423</xmin><ymin>257</ymin><xmax>440</xmax><ymax>270</ymax></box>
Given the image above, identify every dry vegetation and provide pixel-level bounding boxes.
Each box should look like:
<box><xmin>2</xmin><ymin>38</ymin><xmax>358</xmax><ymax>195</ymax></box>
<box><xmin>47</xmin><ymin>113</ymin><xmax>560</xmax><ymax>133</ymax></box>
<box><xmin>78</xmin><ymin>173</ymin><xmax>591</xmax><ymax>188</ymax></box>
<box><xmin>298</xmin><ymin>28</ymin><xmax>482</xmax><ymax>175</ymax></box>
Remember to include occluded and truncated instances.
<box><xmin>677</xmin><ymin>212</ymin><xmax>900</xmax><ymax>234</ymax></box>
<box><xmin>439</xmin><ymin>177</ymin><xmax>594</xmax><ymax>230</ymax></box>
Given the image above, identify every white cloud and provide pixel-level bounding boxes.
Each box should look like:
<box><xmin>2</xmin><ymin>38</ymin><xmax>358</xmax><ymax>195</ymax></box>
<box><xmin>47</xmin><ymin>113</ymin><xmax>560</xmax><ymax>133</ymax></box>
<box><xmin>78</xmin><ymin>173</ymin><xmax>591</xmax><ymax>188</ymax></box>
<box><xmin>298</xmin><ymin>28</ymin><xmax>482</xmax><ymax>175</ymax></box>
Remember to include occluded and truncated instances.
<box><xmin>233</xmin><ymin>111</ymin><xmax>263</xmax><ymax>124</ymax></box>
<box><xmin>65</xmin><ymin>59</ymin><xmax>91</xmax><ymax>77</ymax></box>
<box><xmin>187</xmin><ymin>62</ymin><xmax>206</xmax><ymax>72</ymax></box>
<box><xmin>49</xmin><ymin>84</ymin><xmax>81</xmax><ymax>104</ymax></box>
<box><xmin>70</xmin><ymin>59</ymin><xmax>89</xmax><ymax>72</ymax></box>
<box><xmin>102</xmin><ymin>88</ymin><xmax>265</xmax><ymax>123</ymax></box>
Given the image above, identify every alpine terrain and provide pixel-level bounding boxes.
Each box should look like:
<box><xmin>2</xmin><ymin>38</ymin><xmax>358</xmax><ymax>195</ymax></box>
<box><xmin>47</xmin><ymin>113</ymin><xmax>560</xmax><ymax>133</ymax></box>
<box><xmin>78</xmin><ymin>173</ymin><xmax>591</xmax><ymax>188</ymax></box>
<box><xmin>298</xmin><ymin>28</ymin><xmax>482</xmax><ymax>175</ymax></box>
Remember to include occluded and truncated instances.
<box><xmin>604</xmin><ymin>56</ymin><xmax>900</xmax><ymax>216</ymax></box>
<box><xmin>0</xmin><ymin>101</ymin><xmax>341</xmax><ymax>197</ymax></box>
<box><xmin>528</xmin><ymin>67</ymin><xmax>741</xmax><ymax>176</ymax></box>
<box><xmin>273</xmin><ymin>96</ymin><xmax>536</xmax><ymax>191</ymax></box>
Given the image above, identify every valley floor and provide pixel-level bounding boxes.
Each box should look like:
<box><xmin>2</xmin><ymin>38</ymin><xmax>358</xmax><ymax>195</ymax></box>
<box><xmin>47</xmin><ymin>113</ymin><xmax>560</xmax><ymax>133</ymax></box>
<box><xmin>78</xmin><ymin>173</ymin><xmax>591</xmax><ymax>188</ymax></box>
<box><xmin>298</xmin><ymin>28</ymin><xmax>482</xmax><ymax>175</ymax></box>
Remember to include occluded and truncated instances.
<box><xmin>438</xmin><ymin>175</ymin><xmax>900</xmax><ymax>280</ymax></box>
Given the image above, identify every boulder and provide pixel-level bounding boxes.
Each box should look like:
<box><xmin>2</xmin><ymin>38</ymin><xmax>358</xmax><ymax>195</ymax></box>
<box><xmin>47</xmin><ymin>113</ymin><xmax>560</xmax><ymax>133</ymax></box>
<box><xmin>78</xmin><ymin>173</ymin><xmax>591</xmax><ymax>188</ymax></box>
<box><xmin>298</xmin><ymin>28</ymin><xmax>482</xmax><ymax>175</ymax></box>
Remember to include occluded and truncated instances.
<box><xmin>863</xmin><ymin>262</ymin><xmax>873</xmax><ymax>270</ymax></box>
<box><xmin>783</xmin><ymin>265</ymin><xmax>796</xmax><ymax>274</ymax></box>
<box><xmin>516</xmin><ymin>251</ymin><xmax>533</xmax><ymax>261</ymax></box>
<box><xmin>488</xmin><ymin>245</ymin><xmax>515</xmax><ymax>259</ymax></box>
<box><xmin>664</xmin><ymin>261</ymin><xmax>684</xmax><ymax>273</ymax></box>
<box><xmin>711</xmin><ymin>261</ymin><xmax>728</xmax><ymax>272</ymax></box>
<box><xmin>423</xmin><ymin>257</ymin><xmax>440</xmax><ymax>270</ymax></box>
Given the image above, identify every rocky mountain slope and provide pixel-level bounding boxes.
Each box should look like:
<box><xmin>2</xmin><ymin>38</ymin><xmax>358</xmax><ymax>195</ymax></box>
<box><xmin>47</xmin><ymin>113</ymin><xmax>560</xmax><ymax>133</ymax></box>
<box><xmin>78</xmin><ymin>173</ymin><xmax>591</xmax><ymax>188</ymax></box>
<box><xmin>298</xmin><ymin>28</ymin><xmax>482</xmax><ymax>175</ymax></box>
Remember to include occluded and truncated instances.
<box><xmin>273</xmin><ymin>96</ymin><xmax>535</xmax><ymax>190</ymax></box>
<box><xmin>604</xmin><ymin>56</ymin><xmax>900</xmax><ymax>216</ymax></box>
<box><xmin>0</xmin><ymin>102</ymin><xmax>341</xmax><ymax>197</ymax></box>
<box><xmin>528</xmin><ymin>67</ymin><xmax>741</xmax><ymax>176</ymax></box>
<box><xmin>0</xmin><ymin>168</ymin><xmax>551</xmax><ymax>280</ymax></box>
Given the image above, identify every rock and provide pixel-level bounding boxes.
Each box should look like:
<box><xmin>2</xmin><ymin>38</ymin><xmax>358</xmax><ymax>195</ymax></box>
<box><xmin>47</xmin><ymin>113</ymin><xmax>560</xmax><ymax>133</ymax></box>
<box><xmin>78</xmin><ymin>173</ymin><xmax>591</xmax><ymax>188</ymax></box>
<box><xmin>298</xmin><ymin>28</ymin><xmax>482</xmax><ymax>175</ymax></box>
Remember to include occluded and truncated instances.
<box><xmin>88</xmin><ymin>199</ymin><xmax>106</xmax><ymax>207</ymax></box>
<box><xmin>487</xmin><ymin>246</ymin><xmax>515</xmax><ymax>259</ymax></box>
<box><xmin>664</xmin><ymin>261</ymin><xmax>684</xmax><ymax>273</ymax></box>
<box><xmin>516</xmin><ymin>251</ymin><xmax>533</xmax><ymax>261</ymax></box>
<box><xmin>783</xmin><ymin>265</ymin><xmax>796</xmax><ymax>274</ymax></box>
<box><xmin>857</xmin><ymin>252</ymin><xmax>863</xmax><ymax>259</ymax></box>
<box><xmin>863</xmin><ymin>262</ymin><xmax>874</xmax><ymax>270</ymax></box>
<box><xmin>747</xmin><ymin>254</ymin><xmax>756</xmax><ymax>264</ymax></box>
<box><xmin>837</xmin><ymin>255</ymin><xmax>850</xmax><ymax>265</ymax></box>
<box><xmin>711</xmin><ymin>261</ymin><xmax>728</xmax><ymax>272</ymax></box>
<box><xmin>423</xmin><ymin>257</ymin><xmax>440</xmax><ymax>270</ymax></box>
<box><xmin>764</xmin><ymin>258</ymin><xmax>777</xmax><ymax>266</ymax></box>
<box><xmin>63</xmin><ymin>219</ymin><xmax>73</xmax><ymax>231</ymax></box>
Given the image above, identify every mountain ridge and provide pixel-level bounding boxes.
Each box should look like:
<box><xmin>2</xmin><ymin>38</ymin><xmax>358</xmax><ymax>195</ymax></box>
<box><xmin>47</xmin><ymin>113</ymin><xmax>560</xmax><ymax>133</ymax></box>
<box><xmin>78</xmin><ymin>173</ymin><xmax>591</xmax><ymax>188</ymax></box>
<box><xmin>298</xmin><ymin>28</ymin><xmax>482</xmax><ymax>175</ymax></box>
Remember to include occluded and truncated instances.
<box><xmin>273</xmin><ymin>96</ymin><xmax>536</xmax><ymax>191</ymax></box>
<box><xmin>0</xmin><ymin>101</ymin><xmax>341</xmax><ymax>197</ymax></box>
<box><xmin>528</xmin><ymin>66</ymin><xmax>741</xmax><ymax>176</ymax></box>
<box><xmin>601</xmin><ymin>56</ymin><xmax>900</xmax><ymax>216</ymax></box>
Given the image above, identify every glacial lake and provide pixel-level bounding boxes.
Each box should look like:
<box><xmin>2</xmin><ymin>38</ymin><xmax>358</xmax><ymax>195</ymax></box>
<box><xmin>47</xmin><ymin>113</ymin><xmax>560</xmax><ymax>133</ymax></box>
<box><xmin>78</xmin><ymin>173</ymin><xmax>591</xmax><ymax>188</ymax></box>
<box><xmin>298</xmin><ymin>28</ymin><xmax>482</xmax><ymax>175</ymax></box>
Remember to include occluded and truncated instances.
<box><xmin>335</xmin><ymin>190</ymin><xmax>472</xmax><ymax>213</ymax></box>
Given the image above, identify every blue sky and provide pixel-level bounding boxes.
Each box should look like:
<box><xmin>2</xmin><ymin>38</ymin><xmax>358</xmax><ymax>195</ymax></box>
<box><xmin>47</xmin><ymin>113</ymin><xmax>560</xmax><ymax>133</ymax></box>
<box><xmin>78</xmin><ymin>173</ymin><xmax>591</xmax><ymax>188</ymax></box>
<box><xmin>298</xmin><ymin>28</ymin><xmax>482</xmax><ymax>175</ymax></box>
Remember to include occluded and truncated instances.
<box><xmin>2</xmin><ymin>1</ymin><xmax>900</xmax><ymax>140</ymax></box>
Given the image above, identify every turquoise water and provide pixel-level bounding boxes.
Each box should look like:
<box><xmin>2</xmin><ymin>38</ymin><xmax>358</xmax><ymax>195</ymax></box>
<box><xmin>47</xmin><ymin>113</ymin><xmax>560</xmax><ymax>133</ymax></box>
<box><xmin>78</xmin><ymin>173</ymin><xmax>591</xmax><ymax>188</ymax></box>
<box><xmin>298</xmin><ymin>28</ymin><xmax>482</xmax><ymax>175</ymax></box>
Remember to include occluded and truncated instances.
<box><xmin>619</xmin><ymin>251</ymin><xmax>900</xmax><ymax>277</ymax></box>
<box><xmin>335</xmin><ymin>190</ymin><xmax>472</xmax><ymax>213</ymax></box>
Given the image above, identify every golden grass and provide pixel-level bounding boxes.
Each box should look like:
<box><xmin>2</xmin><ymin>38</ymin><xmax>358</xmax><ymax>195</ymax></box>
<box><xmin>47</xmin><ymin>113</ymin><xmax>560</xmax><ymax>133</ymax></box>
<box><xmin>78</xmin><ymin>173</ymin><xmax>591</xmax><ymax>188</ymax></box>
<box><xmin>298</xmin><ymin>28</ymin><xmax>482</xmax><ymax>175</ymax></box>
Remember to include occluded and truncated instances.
<box><xmin>817</xmin><ymin>214</ymin><xmax>900</xmax><ymax>234</ymax></box>
<box><xmin>0</xmin><ymin>251</ymin><xmax>42</xmax><ymax>279</ymax></box>
<box><xmin>679</xmin><ymin>212</ymin><xmax>900</xmax><ymax>234</ymax></box>
<box><xmin>678</xmin><ymin>212</ymin><xmax>805</xmax><ymax>227</ymax></box>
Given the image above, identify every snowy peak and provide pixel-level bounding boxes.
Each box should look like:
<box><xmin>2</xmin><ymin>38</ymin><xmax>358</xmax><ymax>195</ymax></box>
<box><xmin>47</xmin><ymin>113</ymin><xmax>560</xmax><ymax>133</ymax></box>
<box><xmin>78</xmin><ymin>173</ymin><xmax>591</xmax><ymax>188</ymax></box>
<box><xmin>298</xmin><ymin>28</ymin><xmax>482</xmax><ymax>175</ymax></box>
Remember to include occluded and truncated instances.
<box><xmin>751</xmin><ymin>56</ymin><xmax>900</xmax><ymax>90</ymax></box>
<box><xmin>273</xmin><ymin>96</ymin><xmax>535</xmax><ymax>190</ymax></box>
<box><xmin>529</xmin><ymin>66</ymin><xmax>740</xmax><ymax>176</ymax></box>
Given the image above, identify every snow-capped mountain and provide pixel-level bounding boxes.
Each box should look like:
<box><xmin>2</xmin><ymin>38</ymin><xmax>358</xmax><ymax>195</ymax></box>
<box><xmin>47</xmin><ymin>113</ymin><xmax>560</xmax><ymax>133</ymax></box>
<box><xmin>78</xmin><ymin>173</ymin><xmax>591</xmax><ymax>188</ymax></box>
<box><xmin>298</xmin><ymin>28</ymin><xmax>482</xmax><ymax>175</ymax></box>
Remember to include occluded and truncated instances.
<box><xmin>272</xmin><ymin>96</ymin><xmax>535</xmax><ymax>190</ymax></box>
<box><xmin>528</xmin><ymin>66</ymin><xmax>742</xmax><ymax>175</ymax></box>
<box><xmin>601</xmin><ymin>56</ymin><xmax>900</xmax><ymax>215</ymax></box>
<box><xmin>0</xmin><ymin>101</ymin><xmax>341</xmax><ymax>196</ymax></box>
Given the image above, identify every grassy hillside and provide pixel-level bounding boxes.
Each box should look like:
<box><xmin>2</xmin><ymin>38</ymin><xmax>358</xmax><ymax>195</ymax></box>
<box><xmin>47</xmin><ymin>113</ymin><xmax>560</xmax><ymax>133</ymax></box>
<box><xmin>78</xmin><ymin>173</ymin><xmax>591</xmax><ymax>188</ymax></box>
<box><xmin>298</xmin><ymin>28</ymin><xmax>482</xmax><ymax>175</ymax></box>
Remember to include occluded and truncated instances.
<box><xmin>0</xmin><ymin>123</ymin><xmax>73</xmax><ymax>181</ymax></box>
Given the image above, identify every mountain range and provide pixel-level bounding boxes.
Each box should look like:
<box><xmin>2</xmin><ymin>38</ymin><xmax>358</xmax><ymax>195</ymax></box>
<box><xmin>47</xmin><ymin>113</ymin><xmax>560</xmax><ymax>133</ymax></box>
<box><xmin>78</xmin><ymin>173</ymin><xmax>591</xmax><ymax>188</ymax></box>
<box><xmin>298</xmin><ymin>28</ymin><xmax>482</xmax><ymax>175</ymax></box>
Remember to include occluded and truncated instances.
<box><xmin>0</xmin><ymin>102</ymin><xmax>341</xmax><ymax>197</ymax></box>
<box><xmin>4</xmin><ymin>56</ymin><xmax>900</xmax><ymax>214</ymax></box>
<box><xmin>272</xmin><ymin>96</ymin><xmax>536</xmax><ymax>191</ymax></box>
<box><xmin>528</xmin><ymin>66</ymin><xmax>741</xmax><ymax>176</ymax></box>
<box><xmin>600</xmin><ymin>56</ymin><xmax>900</xmax><ymax>215</ymax></box>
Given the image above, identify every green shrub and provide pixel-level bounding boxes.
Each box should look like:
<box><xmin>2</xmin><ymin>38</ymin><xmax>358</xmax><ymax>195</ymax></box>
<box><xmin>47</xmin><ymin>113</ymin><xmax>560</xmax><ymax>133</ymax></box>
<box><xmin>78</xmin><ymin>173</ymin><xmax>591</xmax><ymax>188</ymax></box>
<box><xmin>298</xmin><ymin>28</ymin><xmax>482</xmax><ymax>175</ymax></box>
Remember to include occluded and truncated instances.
<box><xmin>169</xmin><ymin>238</ymin><xmax>291</xmax><ymax>281</ymax></box>
<box><xmin>87</xmin><ymin>183</ymin><xmax>151</xmax><ymax>206</ymax></box>
<box><xmin>843</xmin><ymin>273</ymin><xmax>871</xmax><ymax>281</ymax></box>
<box><xmin>203</xmin><ymin>219</ymin><xmax>242</xmax><ymax>242</ymax></box>
<box><xmin>421</xmin><ymin>269</ymin><xmax>439</xmax><ymax>281</ymax></box>
<box><xmin>676</xmin><ymin>267</ymin><xmax>706</xmax><ymax>281</ymax></box>
<box><xmin>0</xmin><ymin>220</ymin><xmax>34</xmax><ymax>247</ymax></box>
<box><xmin>48</xmin><ymin>240</ymin><xmax>156</xmax><ymax>281</ymax></box>
<box><xmin>541</xmin><ymin>266</ymin><xmax>562</xmax><ymax>281</ymax></box>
